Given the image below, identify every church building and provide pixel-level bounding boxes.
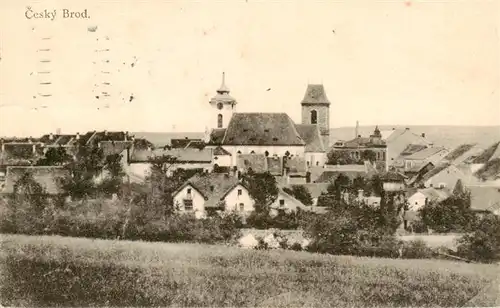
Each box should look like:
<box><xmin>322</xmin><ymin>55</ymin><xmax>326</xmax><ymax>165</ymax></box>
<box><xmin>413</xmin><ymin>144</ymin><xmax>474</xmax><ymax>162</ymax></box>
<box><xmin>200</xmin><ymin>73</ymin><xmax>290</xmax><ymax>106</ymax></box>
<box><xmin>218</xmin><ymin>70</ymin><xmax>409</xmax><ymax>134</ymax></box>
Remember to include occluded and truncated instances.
<box><xmin>205</xmin><ymin>73</ymin><xmax>330</xmax><ymax>169</ymax></box>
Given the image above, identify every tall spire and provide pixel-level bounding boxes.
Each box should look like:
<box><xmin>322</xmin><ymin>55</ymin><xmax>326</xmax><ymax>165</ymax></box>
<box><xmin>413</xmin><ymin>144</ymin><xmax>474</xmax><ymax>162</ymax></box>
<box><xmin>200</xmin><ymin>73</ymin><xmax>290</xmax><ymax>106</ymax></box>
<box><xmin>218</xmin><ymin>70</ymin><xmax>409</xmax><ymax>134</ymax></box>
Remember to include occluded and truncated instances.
<box><xmin>217</xmin><ymin>72</ymin><xmax>230</xmax><ymax>94</ymax></box>
<box><xmin>355</xmin><ymin>120</ymin><xmax>359</xmax><ymax>138</ymax></box>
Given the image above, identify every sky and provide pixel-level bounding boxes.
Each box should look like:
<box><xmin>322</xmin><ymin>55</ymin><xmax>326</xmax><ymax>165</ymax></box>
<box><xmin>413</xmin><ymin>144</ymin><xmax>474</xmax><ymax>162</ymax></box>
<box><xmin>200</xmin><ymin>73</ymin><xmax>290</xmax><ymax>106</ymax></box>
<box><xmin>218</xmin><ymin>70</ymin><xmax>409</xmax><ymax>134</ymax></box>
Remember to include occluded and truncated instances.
<box><xmin>0</xmin><ymin>0</ymin><xmax>499</xmax><ymax>137</ymax></box>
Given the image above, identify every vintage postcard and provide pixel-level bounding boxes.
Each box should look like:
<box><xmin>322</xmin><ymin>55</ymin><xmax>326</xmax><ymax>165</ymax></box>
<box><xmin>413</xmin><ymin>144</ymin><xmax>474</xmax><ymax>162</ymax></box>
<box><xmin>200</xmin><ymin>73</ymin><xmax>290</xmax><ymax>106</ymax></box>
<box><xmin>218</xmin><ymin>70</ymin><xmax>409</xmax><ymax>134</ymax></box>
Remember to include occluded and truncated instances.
<box><xmin>0</xmin><ymin>0</ymin><xmax>499</xmax><ymax>307</ymax></box>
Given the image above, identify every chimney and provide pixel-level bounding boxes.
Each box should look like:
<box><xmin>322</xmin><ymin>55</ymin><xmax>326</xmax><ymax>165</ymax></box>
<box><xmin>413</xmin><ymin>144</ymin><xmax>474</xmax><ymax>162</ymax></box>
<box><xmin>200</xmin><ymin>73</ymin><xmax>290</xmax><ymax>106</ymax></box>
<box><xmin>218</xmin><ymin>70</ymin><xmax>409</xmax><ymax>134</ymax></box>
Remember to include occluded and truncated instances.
<box><xmin>355</xmin><ymin>120</ymin><xmax>359</xmax><ymax>139</ymax></box>
<box><xmin>49</xmin><ymin>133</ymin><xmax>54</xmax><ymax>141</ymax></box>
<box><xmin>421</xmin><ymin>133</ymin><xmax>425</xmax><ymax>138</ymax></box>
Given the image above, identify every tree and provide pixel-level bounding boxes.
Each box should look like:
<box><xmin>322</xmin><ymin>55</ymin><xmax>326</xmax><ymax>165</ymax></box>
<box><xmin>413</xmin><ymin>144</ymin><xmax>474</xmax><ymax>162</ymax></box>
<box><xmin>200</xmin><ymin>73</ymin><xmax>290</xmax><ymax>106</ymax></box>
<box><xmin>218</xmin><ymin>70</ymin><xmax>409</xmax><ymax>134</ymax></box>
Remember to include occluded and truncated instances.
<box><xmin>241</xmin><ymin>171</ymin><xmax>278</xmax><ymax>213</ymax></box>
<box><xmin>37</xmin><ymin>147</ymin><xmax>73</xmax><ymax>166</ymax></box>
<box><xmin>361</xmin><ymin>150</ymin><xmax>377</xmax><ymax>162</ymax></box>
<box><xmin>327</xmin><ymin>150</ymin><xmax>356</xmax><ymax>165</ymax></box>
<box><xmin>457</xmin><ymin>214</ymin><xmax>500</xmax><ymax>263</ymax></box>
<box><xmin>283</xmin><ymin>185</ymin><xmax>313</xmax><ymax>206</ymax></box>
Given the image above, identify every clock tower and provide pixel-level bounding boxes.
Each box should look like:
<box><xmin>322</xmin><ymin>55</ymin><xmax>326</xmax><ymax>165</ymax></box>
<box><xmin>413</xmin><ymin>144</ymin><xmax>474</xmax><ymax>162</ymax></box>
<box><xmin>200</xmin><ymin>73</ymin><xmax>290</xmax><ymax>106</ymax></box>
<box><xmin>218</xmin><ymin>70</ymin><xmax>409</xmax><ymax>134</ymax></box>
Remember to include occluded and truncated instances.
<box><xmin>209</xmin><ymin>72</ymin><xmax>237</xmax><ymax>129</ymax></box>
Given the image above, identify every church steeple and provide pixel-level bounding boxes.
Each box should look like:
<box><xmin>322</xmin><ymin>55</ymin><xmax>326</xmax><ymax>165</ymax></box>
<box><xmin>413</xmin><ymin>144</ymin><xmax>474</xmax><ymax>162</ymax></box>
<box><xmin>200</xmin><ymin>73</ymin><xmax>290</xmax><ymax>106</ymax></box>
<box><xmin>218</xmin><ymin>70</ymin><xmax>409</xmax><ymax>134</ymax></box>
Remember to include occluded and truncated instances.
<box><xmin>209</xmin><ymin>72</ymin><xmax>237</xmax><ymax>129</ymax></box>
<box><xmin>217</xmin><ymin>72</ymin><xmax>230</xmax><ymax>94</ymax></box>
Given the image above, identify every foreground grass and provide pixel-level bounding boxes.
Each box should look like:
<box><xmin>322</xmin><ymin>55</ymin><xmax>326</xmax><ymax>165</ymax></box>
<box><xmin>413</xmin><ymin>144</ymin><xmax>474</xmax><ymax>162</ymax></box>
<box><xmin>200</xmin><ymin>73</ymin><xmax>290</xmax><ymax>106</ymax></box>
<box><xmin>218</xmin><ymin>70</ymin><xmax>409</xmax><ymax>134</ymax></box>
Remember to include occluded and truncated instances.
<box><xmin>0</xmin><ymin>234</ymin><xmax>497</xmax><ymax>307</ymax></box>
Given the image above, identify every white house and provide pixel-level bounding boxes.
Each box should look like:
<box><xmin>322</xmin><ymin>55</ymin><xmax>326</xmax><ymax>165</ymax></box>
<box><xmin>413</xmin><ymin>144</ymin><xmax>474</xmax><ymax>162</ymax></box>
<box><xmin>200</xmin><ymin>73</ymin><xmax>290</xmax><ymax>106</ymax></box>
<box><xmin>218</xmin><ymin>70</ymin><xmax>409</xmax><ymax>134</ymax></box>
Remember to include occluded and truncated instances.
<box><xmin>419</xmin><ymin>163</ymin><xmax>479</xmax><ymax>189</ymax></box>
<box><xmin>407</xmin><ymin>187</ymin><xmax>452</xmax><ymax>211</ymax></box>
<box><xmin>172</xmin><ymin>173</ymin><xmax>254</xmax><ymax>219</ymax></box>
<box><xmin>269</xmin><ymin>188</ymin><xmax>307</xmax><ymax>216</ymax></box>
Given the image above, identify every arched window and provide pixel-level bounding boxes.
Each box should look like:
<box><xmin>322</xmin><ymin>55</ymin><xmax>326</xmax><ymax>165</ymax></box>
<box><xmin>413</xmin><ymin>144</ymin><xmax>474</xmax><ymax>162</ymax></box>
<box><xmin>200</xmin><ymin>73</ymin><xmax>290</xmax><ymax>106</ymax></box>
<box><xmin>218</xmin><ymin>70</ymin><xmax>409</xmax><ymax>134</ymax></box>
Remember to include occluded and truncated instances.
<box><xmin>217</xmin><ymin>114</ymin><xmax>223</xmax><ymax>128</ymax></box>
<box><xmin>237</xmin><ymin>150</ymin><xmax>241</xmax><ymax>154</ymax></box>
<box><xmin>310</xmin><ymin>110</ymin><xmax>318</xmax><ymax>124</ymax></box>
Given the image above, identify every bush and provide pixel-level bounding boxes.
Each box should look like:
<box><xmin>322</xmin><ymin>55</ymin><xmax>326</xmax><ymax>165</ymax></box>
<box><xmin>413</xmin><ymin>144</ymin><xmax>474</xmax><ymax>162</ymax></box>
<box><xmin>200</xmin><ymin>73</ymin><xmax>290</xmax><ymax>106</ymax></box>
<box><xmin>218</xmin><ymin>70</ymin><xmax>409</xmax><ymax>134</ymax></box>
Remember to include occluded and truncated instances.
<box><xmin>456</xmin><ymin>214</ymin><xmax>500</xmax><ymax>263</ymax></box>
<box><xmin>402</xmin><ymin>240</ymin><xmax>434</xmax><ymax>259</ymax></box>
<box><xmin>289</xmin><ymin>242</ymin><xmax>303</xmax><ymax>251</ymax></box>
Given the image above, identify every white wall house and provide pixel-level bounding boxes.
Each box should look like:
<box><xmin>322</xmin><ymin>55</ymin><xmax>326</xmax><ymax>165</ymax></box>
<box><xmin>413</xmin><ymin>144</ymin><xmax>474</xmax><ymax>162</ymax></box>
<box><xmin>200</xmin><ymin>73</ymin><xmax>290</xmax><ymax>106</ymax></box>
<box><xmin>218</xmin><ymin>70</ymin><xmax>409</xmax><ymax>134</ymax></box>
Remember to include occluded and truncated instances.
<box><xmin>269</xmin><ymin>189</ymin><xmax>306</xmax><ymax>215</ymax></box>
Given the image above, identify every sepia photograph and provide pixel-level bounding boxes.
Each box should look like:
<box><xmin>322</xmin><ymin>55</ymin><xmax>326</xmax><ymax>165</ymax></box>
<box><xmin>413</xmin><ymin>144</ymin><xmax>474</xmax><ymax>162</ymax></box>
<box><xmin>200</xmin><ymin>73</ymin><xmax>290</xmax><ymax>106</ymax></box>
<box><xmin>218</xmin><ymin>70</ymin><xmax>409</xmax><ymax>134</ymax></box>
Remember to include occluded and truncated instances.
<box><xmin>0</xmin><ymin>0</ymin><xmax>499</xmax><ymax>307</ymax></box>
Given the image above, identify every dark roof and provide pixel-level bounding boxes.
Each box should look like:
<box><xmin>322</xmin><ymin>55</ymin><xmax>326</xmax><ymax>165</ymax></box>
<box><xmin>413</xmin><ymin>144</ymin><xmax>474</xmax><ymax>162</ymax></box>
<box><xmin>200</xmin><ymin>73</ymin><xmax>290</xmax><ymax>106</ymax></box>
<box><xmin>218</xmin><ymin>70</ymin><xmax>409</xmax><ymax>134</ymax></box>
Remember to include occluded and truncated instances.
<box><xmin>132</xmin><ymin>138</ymin><xmax>154</xmax><ymax>150</ymax></box>
<box><xmin>2</xmin><ymin>166</ymin><xmax>69</xmax><ymax>194</ymax></box>
<box><xmin>401</xmin><ymin>144</ymin><xmax>428</xmax><ymax>156</ymax></box>
<box><xmin>284</xmin><ymin>156</ymin><xmax>307</xmax><ymax>176</ymax></box>
<box><xmin>283</xmin><ymin>183</ymin><xmax>330</xmax><ymax>198</ymax></box>
<box><xmin>300</xmin><ymin>84</ymin><xmax>330</xmax><ymax>106</ymax></box>
<box><xmin>443</xmin><ymin>144</ymin><xmax>476</xmax><ymax>162</ymax></box>
<box><xmin>171</xmin><ymin>138</ymin><xmax>203</xmax><ymax>149</ymax></box>
<box><xmin>175</xmin><ymin>173</ymin><xmax>242</xmax><ymax>208</ymax></box>
<box><xmin>314</xmin><ymin>170</ymin><xmax>369</xmax><ymax>183</ymax></box>
<box><xmin>237</xmin><ymin>154</ymin><xmax>268</xmax><ymax>173</ymax></box>
<box><xmin>468</xmin><ymin>185</ymin><xmax>500</xmax><ymax>212</ymax></box>
<box><xmin>380</xmin><ymin>171</ymin><xmax>407</xmax><ymax>182</ymax></box>
<box><xmin>99</xmin><ymin>141</ymin><xmax>132</xmax><ymax>157</ymax></box>
<box><xmin>222</xmin><ymin>113</ymin><xmax>305</xmax><ymax>146</ymax></box>
<box><xmin>404</xmin><ymin>147</ymin><xmax>447</xmax><ymax>160</ymax></box>
<box><xmin>475</xmin><ymin>158</ymin><xmax>500</xmax><ymax>181</ymax></box>
<box><xmin>407</xmin><ymin>161</ymin><xmax>434</xmax><ymax>173</ymax></box>
<box><xmin>213</xmin><ymin>146</ymin><xmax>231</xmax><ymax>156</ymax></box>
<box><xmin>129</xmin><ymin>148</ymin><xmax>212</xmax><ymax>163</ymax></box>
<box><xmin>472</xmin><ymin>141</ymin><xmax>500</xmax><ymax>164</ymax></box>
<box><xmin>83</xmin><ymin>131</ymin><xmax>132</xmax><ymax>146</ymax></box>
<box><xmin>208</xmin><ymin>128</ymin><xmax>227</xmax><ymax>145</ymax></box>
<box><xmin>420</xmin><ymin>163</ymin><xmax>452</xmax><ymax>183</ymax></box>
<box><xmin>295</xmin><ymin>124</ymin><xmax>325</xmax><ymax>152</ymax></box>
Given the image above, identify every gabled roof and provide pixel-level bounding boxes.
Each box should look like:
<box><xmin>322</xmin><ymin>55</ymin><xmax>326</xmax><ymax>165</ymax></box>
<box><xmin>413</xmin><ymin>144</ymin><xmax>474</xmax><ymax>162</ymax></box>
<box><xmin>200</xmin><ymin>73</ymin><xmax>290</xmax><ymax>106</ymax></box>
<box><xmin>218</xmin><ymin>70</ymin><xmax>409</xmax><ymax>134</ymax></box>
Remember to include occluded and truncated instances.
<box><xmin>407</xmin><ymin>161</ymin><xmax>434</xmax><ymax>173</ymax></box>
<box><xmin>274</xmin><ymin>188</ymin><xmax>306</xmax><ymax>208</ymax></box>
<box><xmin>443</xmin><ymin>144</ymin><xmax>476</xmax><ymax>162</ymax></box>
<box><xmin>171</xmin><ymin>138</ymin><xmax>202</xmax><ymax>149</ymax></box>
<box><xmin>404</xmin><ymin>147</ymin><xmax>447</xmax><ymax>160</ymax></box>
<box><xmin>208</xmin><ymin>129</ymin><xmax>227</xmax><ymax>145</ymax></box>
<box><xmin>174</xmin><ymin>173</ymin><xmax>242</xmax><ymax>208</ymax></box>
<box><xmin>99</xmin><ymin>141</ymin><xmax>132</xmax><ymax>157</ymax></box>
<box><xmin>282</xmin><ymin>183</ymin><xmax>330</xmax><ymax>198</ymax></box>
<box><xmin>222</xmin><ymin>113</ymin><xmax>305</xmax><ymax>146</ymax></box>
<box><xmin>300</xmin><ymin>84</ymin><xmax>330</xmax><ymax>106</ymax></box>
<box><xmin>380</xmin><ymin>171</ymin><xmax>407</xmax><ymax>182</ymax></box>
<box><xmin>468</xmin><ymin>185</ymin><xmax>500</xmax><ymax>212</ymax></box>
<box><xmin>129</xmin><ymin>148</ymin><xmax>212</xmax><ymax>163</ymax></box>
<box><xmin>213</xmin><ymin>146</ymin><xmax>231</xmax><ymax>156</ymax></box>
<box><xmin>294</xmin><ymin>124</ymin><xmax>325</xmax><ymax>152</ymax></box>
<box><xmin>414</xmin><ymin>187</ymin><xmax>452</xmax><ymax>203</ymax></box>
<box><xmin>400</xmin><ymin>144</ymin><xmax>428</xmax><ymax>156</ymax></box>
<box><xmin>475</xmin><ymin>158</ymin><xmax>500</xmax><ymax>181</ymax></box>
<box><xmin>420</xmin><ymin>163</ymin><xmax>452</xmax><ymax>183</ymax></box>
<box><xmin>472</xmin><ymin>141</ymin><xmax>500</xmax><ymax>164</ymax></box>
<box><xmin>314</xmin><ymin>171</ymin><xmax>369</xmax><ymax>183</ymax></box>
<box><xmin>2</xmin><ymin>166</ymin><xmax>69</xmax><ymax>194</ymax></box>
<box><xmin>380</xmin><ymin>128</ymin><xmax>432</xmax><ymax>145</ymax></box>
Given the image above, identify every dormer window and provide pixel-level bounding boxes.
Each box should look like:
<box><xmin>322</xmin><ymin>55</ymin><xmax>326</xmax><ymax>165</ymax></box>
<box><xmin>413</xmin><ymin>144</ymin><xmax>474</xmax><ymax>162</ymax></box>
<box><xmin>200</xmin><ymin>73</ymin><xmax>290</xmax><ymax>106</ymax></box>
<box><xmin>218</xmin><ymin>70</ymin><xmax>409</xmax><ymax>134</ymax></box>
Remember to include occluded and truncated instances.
<box><xmin>279</xmin><ymin>199</ymin><xmax>285</xmax><ymax>207</ymax></box>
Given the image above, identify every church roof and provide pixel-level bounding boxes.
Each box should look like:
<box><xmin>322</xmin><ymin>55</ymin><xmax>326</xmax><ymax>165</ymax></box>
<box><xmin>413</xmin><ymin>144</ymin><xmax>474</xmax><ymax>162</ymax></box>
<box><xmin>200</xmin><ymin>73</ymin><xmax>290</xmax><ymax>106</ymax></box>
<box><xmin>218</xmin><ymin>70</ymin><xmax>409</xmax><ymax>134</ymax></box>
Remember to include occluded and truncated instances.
<box><xmin>208</xmin><ymin>129</ymin><xmax>227</xmax><ymax>145</ymax></box>
<box><xmin>295</xmin><ymin>124</ymin><xmax>325</xmax><ymax>152</ymax></box>
<box><xmin>300</xmin><ymin>84</ymin><xmax>330</xmax><ymax>106</ymax></box>
<box><xmin>222</xmin><ymin>113</ymin><xmax>306</xmax><ymax>146</ymax></box>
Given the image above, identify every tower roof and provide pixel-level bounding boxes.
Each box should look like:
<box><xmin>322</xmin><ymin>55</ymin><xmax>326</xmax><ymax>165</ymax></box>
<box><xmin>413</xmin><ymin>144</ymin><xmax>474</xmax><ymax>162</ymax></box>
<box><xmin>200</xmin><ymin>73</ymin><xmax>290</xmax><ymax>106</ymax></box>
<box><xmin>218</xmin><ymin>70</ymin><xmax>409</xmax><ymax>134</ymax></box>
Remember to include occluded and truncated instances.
<box><xmin>217</xmin><ymin>72</ymin><xmax>230</xmax><ymax>94</ymax></box>
<box><xmin>301</xmin><ymin>84</ymin><xmax>330</xmax><ymax>106</ymax></box>
<box><xmin>210</xmin><ymin>72</ymin><xmax>237</xmax><ymax>105</ymax></box>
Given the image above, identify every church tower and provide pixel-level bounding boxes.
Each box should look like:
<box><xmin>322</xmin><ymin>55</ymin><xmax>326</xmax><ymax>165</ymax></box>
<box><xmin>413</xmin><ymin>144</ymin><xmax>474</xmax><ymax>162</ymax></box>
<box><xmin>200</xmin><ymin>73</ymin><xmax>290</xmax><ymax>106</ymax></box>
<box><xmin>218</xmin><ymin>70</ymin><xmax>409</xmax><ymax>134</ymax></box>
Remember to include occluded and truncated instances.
<box><xmin>301</xmin><ymin>84</ymin><xmax>331</xmax><ymax>148</ymax></box>
<box><xmin>209</xmin><ymin>72</ymin><xmax>237</xmax><ymax>129</ymax></box>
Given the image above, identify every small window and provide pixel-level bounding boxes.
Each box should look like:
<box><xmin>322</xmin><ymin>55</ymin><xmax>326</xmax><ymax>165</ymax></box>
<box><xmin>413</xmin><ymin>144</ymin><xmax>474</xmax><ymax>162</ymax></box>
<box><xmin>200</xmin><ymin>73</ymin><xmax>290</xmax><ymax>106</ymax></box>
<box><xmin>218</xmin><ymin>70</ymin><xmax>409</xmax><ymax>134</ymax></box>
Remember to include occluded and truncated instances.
<box><xmin>237</xmin><ymin>150</ymin><xmax>241</xmax><ymax>154</ymax></box>
<box><xmin>239</xmin><ymin>203</ymin><xmax>244</xmax><ymax>211</ymax></box>
<box><xmin>184</xmin><ymin>199</ymin><xmax>193</xmax><ymax>211</ymax></box>
<box><xmin>307</xmin><ymin>161</ymin><xmax>310</xmax><ymax>166</ymax></box>
<box><xmin>217</xmin><ymin>114</ymin><xmax>223</xmax><ymax>128</ymax></box>
<box><xmin>279</xmin><ymin>199</ymin><xmax>285</xmax><ymax>207</ymax></box>
<box><xmin>187</xmin><ymin>188</ymin><xmax>192</xmax><ymax>194</ymax></box>
<box><xmin>238</xmin><ymin>189</ymin><xmax>242</xmax><ymax>196</ymax></box>
<box><xmin>210</xmin><ymin>185</ymin><xmax>214</xmax><ymax>192</ymax></box>
<box><xmin>316</xmin><ymin>161</ymin><xmax>319</xmax><ymax>166</ymax></box>
<box><xmin>250</xmin><ymin>150</ymin><xmax>255</xmax><ymax>154</ymax></box>
<box><xmin>310</xmin><ymin>110</ymin><xmax>318</xmax><ymax>124</ymax></box>
<box><xmin>265</xmin><ymin>151</ymin><xmax>269</xmax><ymax>157</ymax></box>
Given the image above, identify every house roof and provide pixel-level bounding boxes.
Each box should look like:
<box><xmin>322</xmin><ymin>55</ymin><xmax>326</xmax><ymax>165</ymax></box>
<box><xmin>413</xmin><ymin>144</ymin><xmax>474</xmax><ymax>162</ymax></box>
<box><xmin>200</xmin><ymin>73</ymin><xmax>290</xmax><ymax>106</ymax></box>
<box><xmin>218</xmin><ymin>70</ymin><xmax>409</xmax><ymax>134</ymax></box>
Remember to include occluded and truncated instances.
<box><xmin>2</xmin><ymin>166</ymin><xmax>69</xmax><ymax>194</ymax></box>
<box><xmin>294</xmin><ymin>124</ymin><xmax>325</xmax><ymax>152</ymax></box>
<box><xmin>83</xmin><ymin>131</ymin><xmax>132</xmax><ymax>146</ymax></box>
<box><xmin>213</xmin><ymin>146</ymin><xmax>231</xmax><ymax>156</ymax></box>
<box><xmin>314</xmin><ymin>171</ymin><xmax>369</xmax><ymax>183</ymax></box>
<box><xmin>414</xmin><ymin>187</ymin><xmax>452</xmax><ymax>203</ymax></box>
<box><xmin>129</xmin><ymin>148</ymin><xmax>212</xmax><ymax>163</ymax></box>
<box><xmin>237</xmin><ymin>154</ymin><xmax>268</xmax><ymax>173</ymax></box>
<box><xmin>221</xmin><ymin>113</ymin><xmax>305</xmax><ymax>146</ymax></box>
<box><xmin>39</xmin><ymin>134</ymin><xmax>75</xmax><ymax>146</ymax></box>
<box><xmin>475</xmin><ymin>158</ymin><xmax>500</xmax><ymax>181</ymax></box>
<box><xmin>300</xmin><ymin>84</ymin><xmax>330</xmax><ymax>106</ymax></box>
<box><xmin>380</xmin><ymin>171</ymin><xmax>407</xmax><ymax>182</ymax></box>
<box><xmin>282</xmin><ymin>183</ymin><xmax>330</xmax><ymax>198</ymax></box>
<box><xmin>407</xmin><ymin>161</ymin><xmax>434</xmax><ymax>173</ymax></box>
<box><xmin>175</xmin><ymin>173</ymin><xmax>242</xmax><ymax>208</ymax></box>
<box><xmin>274</xmin><ymin>188</ymin><xmax>306</xmax><ymax>208</ymax></box>
<box><xmin>171</xmin><ymin>138</ymin><xmax>202</xmax><ymax>149</ymax></box>
<box><xmin>0</xmin><ymin>143</ymin><xmax>43</xmax><ymax>166</ymax></box>
<box><xmin>380</xmin><ymin>128</ymin><xmax>432</xmax><ymax>145</ymax></box>
<box><xmin>444</xmin><ymin>144</ymin><xmax>476</xmax><ymax>162</ymax></box>
<box><xmin>99</xmin><ymin>141</ymin><xmax>132</xmax><ymax>157</ymax></box>
<box><xmin>400</xmin><ymin>144</ymin><xmax>428</xmax><ymax>156</ymax></box>
<box><xmin>208</xmin><ymin>129</ymin><xmax>226</xmax><ymax>145</ymax></box>
<box><xmin>420</xmin><ymin>163</ymin><xmax>452</xmax><ymax>183</ymax></box>
<box><xmin>404</xmin><ymin>147</ymin><xmax>447</xmax><ymax>160</ymax></box>
<box><xmin>467</xmin><ymin>185</ymin><xmax>500</xmax><ymax>212</ymax></box>
<box><xmin>472</xmin><ymin>141</ymin><xmax>500</xmax><ymax>164</ymax></box>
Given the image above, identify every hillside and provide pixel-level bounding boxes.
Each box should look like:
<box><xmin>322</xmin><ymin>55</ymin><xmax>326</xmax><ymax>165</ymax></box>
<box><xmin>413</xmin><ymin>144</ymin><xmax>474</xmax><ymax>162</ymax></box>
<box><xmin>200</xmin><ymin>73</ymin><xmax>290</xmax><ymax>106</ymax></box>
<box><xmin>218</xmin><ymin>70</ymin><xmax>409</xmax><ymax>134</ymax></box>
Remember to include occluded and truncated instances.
<box><xmin>133</xmin><ymin>126</ymin><xmax>500</xmax><ymax>150</ymax></box>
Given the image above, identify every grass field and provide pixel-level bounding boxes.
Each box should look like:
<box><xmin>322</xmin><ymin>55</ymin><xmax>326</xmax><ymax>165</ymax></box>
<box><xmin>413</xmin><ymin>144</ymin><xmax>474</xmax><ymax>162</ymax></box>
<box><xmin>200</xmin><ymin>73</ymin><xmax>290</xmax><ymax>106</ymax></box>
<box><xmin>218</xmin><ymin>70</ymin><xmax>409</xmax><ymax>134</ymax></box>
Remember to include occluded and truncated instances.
<box><xmin>0</xmin><ymin>234</ymin><xmax>498</xmax><ymax>307</ymax></box>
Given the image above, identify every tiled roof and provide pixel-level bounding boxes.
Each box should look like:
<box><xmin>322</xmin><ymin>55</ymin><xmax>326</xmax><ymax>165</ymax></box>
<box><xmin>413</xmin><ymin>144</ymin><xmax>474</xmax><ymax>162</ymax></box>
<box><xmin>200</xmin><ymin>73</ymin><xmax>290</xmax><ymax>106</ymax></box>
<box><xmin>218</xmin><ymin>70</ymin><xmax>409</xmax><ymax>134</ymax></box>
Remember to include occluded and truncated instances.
<box><xmin>420</xmin><ymin>163</ymin><xmax>452</xmax><ymax>183</ymax></box>
<box><xmin>379</xmin><ymin>171</ymin><xmax>407</xmax><ymax>182</ymax></box>
<box><xmin>314</xmin><ymin>171</ymin><xmax>369</xmax><ymax>183</ymax></box>
<box><xmin>404</xmin><ymin>147</ymin><xmax>447</xmax><ymax>160</ymax></box>
<box><xmin>381</xmin><ymin>128</ymin><xmax>432</xmax><ymax>145</ymax></box>
<box><xmin>417</xmin><ymin>187</ymin><xmax>452</xmax><ymax>203</ymax></box>
<box><xmin>472</xmin><ymin>141</ymin><xmax>500</xmax><ymax>164</ymax></box>
<box><xmin>401</xmin><ymin>144</ymin><xmax>428</xmax><ymax>156</ymax></box>
<box><xmin>284</xmin><ymin>156</ymin><xmax>307</xmax><ymax>176</ymax></box>
<box><xmin>176</xmin><ymin>173</ymin><xmax>241</xmax><ymax>208</ymax></box>
<box><xmin>83</xmin><ymin>131</ymin><xmax>132</xmax><ymax>146</ymax></box>
<box><xmin>295</xmin><ymin>124</ymin><xmax>325</xmax><ymax>152</ymax></box>
<box><xmin>282</xmin><ymin>183</ymin><xmax>330</xmax><ymax>198</ymax></box>
<box><xmin>208</xmin><ymin>128</ymin><xmax>227</xmax><ymax>145</ymax></box>
<box><xmin>213</xmin><ymin>146</ymin><xmax>231</xmax><ymax>156</ymax></box>
<box><xmin>237</xmin><ymin>154</ymin><xmax>268</xmax><ymax>173</ymax></box>
<box><xmin>475</xmin><ymin>158</ymin><xmax>500</xmax><ymax>181</ymax></box>
<box><xmin>341</xmin><ymin>136</ymin><xmax>386</xmax><ymax>148</ymax></box>
<box><xmin>468</xmin><ymin>185</ymin><xmax>500</xmax><ymax>212</ymax></box>
<box><xmin>444</xmin><ymin>144</ymin><xmax>476</xmax><ymax>162</ymax></box>
<box><xmin>222</xmin><ymin>113</ymin><xmax>305</xmax><ymax>146</ymax></box>
<box><xmin>300</xmin><ymin>84</ymin><xmax>330</xmax><ymax>106</ymax></box>
<box><xmin>407</xmin><ymin>161</ymin><xmax>434</xmax><ymax>173</ymax></box>
<box><xmin>2</xmin><ymin>166</ymin><xmax>69</xmax><ymax>194</ymax></box>
<box><xmin>171</xmin><ymin>138</ymin><xmax>203</xmax><ymax>149</ymax></box>
<box><xmin>99</xmin><ymin>141</ymin><xmax>132</xmax><ymax>157</ymax></box>
<box><xmin>129</xmin><ymin>148</ymin><xmax>212</xmax><ymax>163</ymax></box>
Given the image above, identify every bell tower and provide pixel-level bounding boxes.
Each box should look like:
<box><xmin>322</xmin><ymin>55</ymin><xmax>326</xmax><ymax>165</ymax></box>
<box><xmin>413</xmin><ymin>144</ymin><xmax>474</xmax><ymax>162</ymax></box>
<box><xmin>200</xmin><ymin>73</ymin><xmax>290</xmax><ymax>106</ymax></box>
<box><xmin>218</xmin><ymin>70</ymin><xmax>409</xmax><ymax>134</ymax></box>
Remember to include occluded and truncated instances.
<box><xmin>209</xmin><ymin>72</ymin><xmax>237</xmax><ymax>129</ymax></box>
<box><xmin>301</xmin><ymin>84</ymin><xmax>331</xmax><ymax>148</ymax></box>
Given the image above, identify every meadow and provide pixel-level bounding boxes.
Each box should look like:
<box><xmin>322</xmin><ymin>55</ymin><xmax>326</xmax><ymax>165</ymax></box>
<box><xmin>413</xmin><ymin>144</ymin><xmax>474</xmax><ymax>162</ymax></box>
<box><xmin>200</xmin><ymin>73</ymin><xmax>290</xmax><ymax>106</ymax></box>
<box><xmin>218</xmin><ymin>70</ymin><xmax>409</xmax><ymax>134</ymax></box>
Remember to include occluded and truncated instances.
<box><xmin>1</xmin><ymin>234</ymin><xmax>498</xmax><ymax>307</ymax></box>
